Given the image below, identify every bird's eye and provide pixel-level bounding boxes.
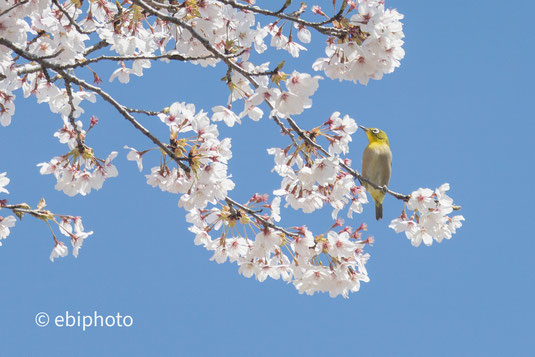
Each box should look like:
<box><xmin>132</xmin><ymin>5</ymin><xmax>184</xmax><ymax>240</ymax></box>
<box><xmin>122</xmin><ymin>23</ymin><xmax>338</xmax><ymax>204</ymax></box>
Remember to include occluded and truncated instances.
<box><xmin>372</xmin><ymin>129</ymin><xmax>379</xmax><ymax>134</ymax></box>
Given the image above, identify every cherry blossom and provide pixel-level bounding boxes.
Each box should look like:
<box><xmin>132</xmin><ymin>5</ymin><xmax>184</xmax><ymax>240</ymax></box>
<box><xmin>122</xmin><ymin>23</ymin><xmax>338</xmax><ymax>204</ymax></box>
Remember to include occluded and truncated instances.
<box><xmin>124</xmin><ymin>146</ymin><xmax>144</xmax><ymax>172</ymax></box>
<box><xmin>313</xmin><ymin>0</ymin><xmax>405</xmax><ymax>85</ymax></box>
<box><xmin>211</xmin><ymin>106</ymin><xmax>241</xmax><ymax>127</ymax></box>
<box><xmin>0</xmin><ymin>172</ymin><xmax>10</xmax><ymax>194</ymax></box>
<box><xmin>0</xmin><ymin>215</ymin><xmax>16</xmax><ymax>243</ymax></box>
<box><xmin>49</xmin><ymin>242</ymin><xmax>69</xmax><ymax>262</ymax></box>
<box><xmin>390</xmin><ymin>184</ymin><xmax>465</xmax><ymax>247</ymax></box>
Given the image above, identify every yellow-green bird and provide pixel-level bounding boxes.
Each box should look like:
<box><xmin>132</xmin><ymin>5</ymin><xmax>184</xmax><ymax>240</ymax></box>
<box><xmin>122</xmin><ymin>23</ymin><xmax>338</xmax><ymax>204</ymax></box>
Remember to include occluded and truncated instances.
<box><xmin>360</xmin><ymin>125</ymin><xmax>392</xmax><ymax>221</ymax></box>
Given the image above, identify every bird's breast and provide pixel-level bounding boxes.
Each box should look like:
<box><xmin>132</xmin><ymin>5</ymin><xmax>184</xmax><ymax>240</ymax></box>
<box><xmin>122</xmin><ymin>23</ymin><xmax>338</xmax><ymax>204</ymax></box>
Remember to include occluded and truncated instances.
<box><xmin>362</xmin><ymin>143</ymin><xmax>392</xmax><ymax>187</ymax></box>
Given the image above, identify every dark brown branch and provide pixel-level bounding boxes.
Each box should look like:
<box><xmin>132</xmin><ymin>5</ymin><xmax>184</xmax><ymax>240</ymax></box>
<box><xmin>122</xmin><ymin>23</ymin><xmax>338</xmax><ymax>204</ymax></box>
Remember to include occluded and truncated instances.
<box><xmin>15</xmin><ymin>52</ymin><xmax>220</xmax><ymax>76</ymax></box>
<box><xmin>0</xmin><ymin>0</ymin><xmax>29</xmax><ymax>17</ymax></box>
<box><xmin>225</xmin><ymin>197</ymin><xmax>297</xmax><ymax>237</ymax></box>
<box><xmin>124</xmin><ymin>107</ymin><xmax>162</xmax><ymax>116</ymax></box>
<box><xmin>63</xmin><ymin>80</ymin><xmax>86</xmax><ymax>153</ymax></box>
<box><xmin>83</xmin><ymin>40</ymin><xmax>109</xmax><ymax>57</ymax></box>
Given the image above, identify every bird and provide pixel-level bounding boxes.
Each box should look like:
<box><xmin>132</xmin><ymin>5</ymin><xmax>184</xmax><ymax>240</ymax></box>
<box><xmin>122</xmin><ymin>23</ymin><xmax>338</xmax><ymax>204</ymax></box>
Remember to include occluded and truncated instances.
<box><xmin>360</xmin><ymin>125</ymin><xmax>392</xmax><ymax>221</ymax></box>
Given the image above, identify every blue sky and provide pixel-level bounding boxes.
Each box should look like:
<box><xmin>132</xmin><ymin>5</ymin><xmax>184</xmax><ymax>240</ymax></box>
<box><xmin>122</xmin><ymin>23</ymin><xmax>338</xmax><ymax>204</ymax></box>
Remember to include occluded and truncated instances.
<box><xmin>1</xmin><ymin>1</ymin><xmax>534</xmax><ymax>356</ymax></box>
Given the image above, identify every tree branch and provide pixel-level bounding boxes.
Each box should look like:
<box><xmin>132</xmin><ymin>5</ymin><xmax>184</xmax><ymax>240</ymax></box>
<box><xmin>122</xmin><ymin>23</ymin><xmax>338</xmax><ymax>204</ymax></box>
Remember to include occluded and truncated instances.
<box><xmin>56</xmin><ymin>70</ymin><xmax>192</xmax><ymax>172</ymax></box>
<box><xmin>15</xmin><ymin>52</ymin><xmax>222</xmax><ymax>76</ymax></box>
<box><xmin>225</xmin><ymin>197</ymin><xmax>297</xmax><ymax>237</ymax></box>
<box><xmin>217</xmin><ymin>0</ymin><xmax>346</xmax><ymax>37</ymax></box>
<box><xmin>63</xmin><ymin>80</ymin><xmax>86</xmax><ymax>154</ymax></box>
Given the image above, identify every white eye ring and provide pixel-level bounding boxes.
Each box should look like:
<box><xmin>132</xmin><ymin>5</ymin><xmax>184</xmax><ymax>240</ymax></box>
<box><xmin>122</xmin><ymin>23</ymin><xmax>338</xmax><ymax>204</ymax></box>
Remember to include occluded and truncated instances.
<box><xmin>372</xmin><ymin>129</ymin><xmax>379</xmax><ymax>134</ymax></box>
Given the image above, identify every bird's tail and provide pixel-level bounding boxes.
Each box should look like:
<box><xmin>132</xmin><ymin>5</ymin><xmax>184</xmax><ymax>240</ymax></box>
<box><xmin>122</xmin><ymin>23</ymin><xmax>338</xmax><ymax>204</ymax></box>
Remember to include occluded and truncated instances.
<box><xmin>375</xmin><ymin>203</ymin><xmax>383</xmax><ymax>221</ymax></box>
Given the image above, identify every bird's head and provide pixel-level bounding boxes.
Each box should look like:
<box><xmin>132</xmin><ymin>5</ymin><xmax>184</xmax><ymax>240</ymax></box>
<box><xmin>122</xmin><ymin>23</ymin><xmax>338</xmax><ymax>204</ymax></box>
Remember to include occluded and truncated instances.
<box><xmin>359</xmin><ymin>125</ymin><xmax>389</xmax><ymax>145</ymax></box>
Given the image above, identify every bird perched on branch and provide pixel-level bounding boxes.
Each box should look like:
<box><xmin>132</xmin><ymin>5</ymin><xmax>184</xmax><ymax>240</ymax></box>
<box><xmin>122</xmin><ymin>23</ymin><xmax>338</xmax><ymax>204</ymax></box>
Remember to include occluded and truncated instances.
<box><xmin>360</xmin><ymin>125</ymin><xmax>392</xmax><ymax>221</ymax></box>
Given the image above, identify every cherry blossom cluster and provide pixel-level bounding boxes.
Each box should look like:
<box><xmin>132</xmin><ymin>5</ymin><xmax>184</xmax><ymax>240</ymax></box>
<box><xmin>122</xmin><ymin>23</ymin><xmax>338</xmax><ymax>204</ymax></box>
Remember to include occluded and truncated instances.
<box><xmin>0</xmin><ymin>0</ymin><xmax>97</xmax><ymax>127</ymax></box>
<box><xmin>266</xmin><ymin>21</ymin><xmax>309</xmax><ymax>58</ymax></box>
<box><xmin>37</xmin><ymin>118</ymin><xmax>118</xmax><ymax>196</ymax></box>
<box><xmin>216</xmin><ymin>68</ymin><xmax>323</xmax><ymax>124</ymax></box>
<box><xmin>389</xmin><ymin>184</ymin><xmax>465</xmax><ymax>247</ymax></box>
<box><xmin>269</xmin><ymin>112</ymin><xmax>368</xmax><ymax>219</ymax></box>
<box><xmin>123</xmin><ymin>101</ymin><xmax>376</xmax><ymax>298</ymax></box>
<box><xmin>132</xmin><ymin>101</ymin><xmax>234</xmax><ymax>211</ymax></box>
<box><xmin>126</xmin><ymin>103</ymin><xmax>375</xmax><ymax>297</ymax></box>
<box><xmin>0</xmin><ymin>171</ymin><xmax>92</xmax><ymax>260</ymax></box>
<box><xmin>50</xmin><ymin>214</ymin><xmax>93</xmax><ymax>261</ymax></box>
<box><xmin>188</xmin><ymin>195</ymin><xmax>372</xmax><ymax>298</ymax></box>
<box><xmin>22</xmin><ymin>74</ymin><xmax>96</xmax><ymax>119</ymax></box>
<box><xmin>1</xmin><ymin>0</ymin><xmax>406</xmax><ymax>129</ymax></box>
<box><xmin>0</xmin><ymin>172</ymin><xmax>16</xmax><ymax>245</ymax></box>
<box><xmin>312</xmin><ymin>0</ymin><xmax>405</xmax><ymax>85</ymax></box>
<box><xmin>246</xmin><ymin>71</ymin><xmax>322</xmax><ymax>120</ymax></box>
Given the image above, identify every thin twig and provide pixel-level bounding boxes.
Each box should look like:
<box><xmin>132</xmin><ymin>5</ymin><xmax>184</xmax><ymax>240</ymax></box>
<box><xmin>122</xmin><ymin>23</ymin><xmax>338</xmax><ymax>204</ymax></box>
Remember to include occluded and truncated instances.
<box><xmin>225</xmin><ymin>197</ymin><xmax>297</xmax><ymax>237</ymax></box>
<box><xmin>51</xmin><ymin>0</ymin><xmax>93</xmax><ymax>35</ymax></box>
<box><xmin>217</xmin><ymin>0</ymin><xmax>346</xmax><ymax>36</ymax></box>
<box><xmin>0</xmin><ymin>0</ymin><xmax>29</xmax><ymax>17</ymax></box>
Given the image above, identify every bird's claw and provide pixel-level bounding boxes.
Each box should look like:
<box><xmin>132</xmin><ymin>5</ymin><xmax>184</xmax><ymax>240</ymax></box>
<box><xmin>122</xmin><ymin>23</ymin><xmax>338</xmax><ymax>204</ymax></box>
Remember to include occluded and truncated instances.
<box><xmin>381</xmin><ymin>185</ymin><xmax>388</xmax><ymax>193</ymax></box>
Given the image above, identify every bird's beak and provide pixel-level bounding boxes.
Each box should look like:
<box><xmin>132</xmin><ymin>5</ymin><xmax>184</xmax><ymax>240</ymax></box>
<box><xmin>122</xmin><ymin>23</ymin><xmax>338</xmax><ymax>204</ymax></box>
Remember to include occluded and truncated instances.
<box><xmin>359</xmin><ymin>125</ymin><xmax>368</xmax><ymax>132</ymax></box>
